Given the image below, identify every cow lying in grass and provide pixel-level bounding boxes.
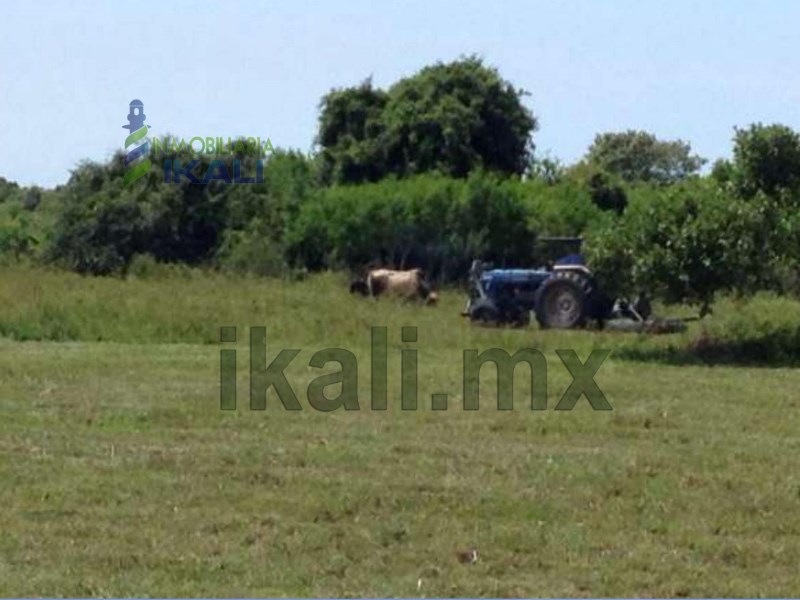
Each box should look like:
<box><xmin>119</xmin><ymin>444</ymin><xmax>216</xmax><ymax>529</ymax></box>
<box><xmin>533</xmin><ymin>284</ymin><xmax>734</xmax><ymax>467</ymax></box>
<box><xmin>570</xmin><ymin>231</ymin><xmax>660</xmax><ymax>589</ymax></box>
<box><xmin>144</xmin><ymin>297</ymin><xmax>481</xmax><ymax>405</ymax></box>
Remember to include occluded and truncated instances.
<box><xmin>350</xmin><ymin>268</ymin><xmax>438</xmax><ymax>305</ymax></box>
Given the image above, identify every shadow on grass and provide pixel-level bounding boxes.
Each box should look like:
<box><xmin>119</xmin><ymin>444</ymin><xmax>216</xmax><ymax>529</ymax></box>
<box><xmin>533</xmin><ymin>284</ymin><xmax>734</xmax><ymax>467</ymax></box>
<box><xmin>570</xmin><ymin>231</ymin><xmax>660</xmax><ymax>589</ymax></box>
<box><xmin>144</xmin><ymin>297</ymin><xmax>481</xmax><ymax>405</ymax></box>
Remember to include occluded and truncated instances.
<box><xmin>617</xmin><ymin>331</ymin><xmax>800</xmax><ymax>368</ymax></box>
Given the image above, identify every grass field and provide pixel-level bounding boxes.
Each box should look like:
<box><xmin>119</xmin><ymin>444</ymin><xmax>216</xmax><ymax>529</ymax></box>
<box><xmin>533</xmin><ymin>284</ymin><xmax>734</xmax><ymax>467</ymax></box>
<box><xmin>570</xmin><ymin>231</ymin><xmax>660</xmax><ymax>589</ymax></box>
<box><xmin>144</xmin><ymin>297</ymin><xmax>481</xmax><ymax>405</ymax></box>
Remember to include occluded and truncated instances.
<box><xmin>2</xmin><ymin>267</ymin><xmax>800</xmax><ymax>596</ymax></box>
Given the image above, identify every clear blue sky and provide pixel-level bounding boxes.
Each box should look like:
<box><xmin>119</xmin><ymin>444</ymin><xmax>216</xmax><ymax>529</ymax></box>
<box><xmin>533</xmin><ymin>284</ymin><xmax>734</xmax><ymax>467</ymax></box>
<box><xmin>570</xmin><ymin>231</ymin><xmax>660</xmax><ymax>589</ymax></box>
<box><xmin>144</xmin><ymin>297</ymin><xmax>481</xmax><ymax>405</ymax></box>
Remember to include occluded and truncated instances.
<box><xmin>2</xmin><ymin>0</ymin><xmax>798</xmax><ymax>187</ymax></box>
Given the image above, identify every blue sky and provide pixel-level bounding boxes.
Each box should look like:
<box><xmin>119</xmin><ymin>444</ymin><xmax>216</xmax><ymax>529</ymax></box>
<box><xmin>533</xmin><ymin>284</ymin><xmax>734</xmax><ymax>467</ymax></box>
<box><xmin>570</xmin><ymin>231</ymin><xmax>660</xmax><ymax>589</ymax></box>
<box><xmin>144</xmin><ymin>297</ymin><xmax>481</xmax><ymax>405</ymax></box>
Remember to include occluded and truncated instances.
<box><xmin>2</xmin><ymin>0</ymin><xmax>798</xmax><ymax>187</ymax></box>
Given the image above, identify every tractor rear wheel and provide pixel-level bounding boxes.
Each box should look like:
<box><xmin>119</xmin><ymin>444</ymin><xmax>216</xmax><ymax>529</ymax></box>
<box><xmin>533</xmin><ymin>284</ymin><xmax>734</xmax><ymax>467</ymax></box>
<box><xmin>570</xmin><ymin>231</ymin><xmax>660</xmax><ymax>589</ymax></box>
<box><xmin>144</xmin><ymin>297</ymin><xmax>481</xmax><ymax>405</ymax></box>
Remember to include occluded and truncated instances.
<box><xmin>534</xmin><ymin>272</ymin><xmax>589</xmax><ymax>329</ymax></box>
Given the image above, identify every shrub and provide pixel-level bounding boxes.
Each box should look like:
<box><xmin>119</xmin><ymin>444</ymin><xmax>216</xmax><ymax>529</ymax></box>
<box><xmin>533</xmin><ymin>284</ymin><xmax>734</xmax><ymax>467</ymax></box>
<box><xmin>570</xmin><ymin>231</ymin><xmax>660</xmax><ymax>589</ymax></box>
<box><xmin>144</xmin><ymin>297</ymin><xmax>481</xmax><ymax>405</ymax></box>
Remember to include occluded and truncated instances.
<box><xmin>215</xmin><ymin>219</ymin><xmax>287</xmax><ymax>277</ymax></box>
<box><xmin>618</xmin><ymin>294</ymin><xmax>800</xmax><ymax>366</ymax></box>
<box><xmin>732</xmin><ymin>123</ymin><xmax>800</xmax><ymax>200</ymax></box>
<box><xmin>286</xmin><ymin>172</ymin><xmax>546</xmax><ymax>280</ymax></box>
<box><xmin>586</xmin><ymin>180</ymin><xmax>794</xmax><ymax>309</ymax></box>
<box><xmin>45</xmin><ymin>151</ymin><xmax>316</xmax><ymax>275</ymax></box>
<box><xmin>521</xmin><ymin>176</ymin><xmax>613</xmax><ymax>235</ymax></box>
<box><xmin>0</xmin><ymin>204</ymin><xmax>38</xmax><ymax>262</ymax></box>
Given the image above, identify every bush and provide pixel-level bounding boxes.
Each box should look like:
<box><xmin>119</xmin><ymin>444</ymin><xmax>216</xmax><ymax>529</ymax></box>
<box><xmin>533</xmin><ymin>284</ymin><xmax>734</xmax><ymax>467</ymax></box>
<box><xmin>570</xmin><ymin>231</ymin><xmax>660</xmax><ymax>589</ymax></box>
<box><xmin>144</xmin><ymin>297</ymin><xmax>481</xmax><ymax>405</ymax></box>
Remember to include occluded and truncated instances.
<box><xmin>522</xmin><ymin>175</ymin><xmax>614</xmax><ymax>234</ymax></box>
<box><xmin>732</xmin><ymin>123</ymin><xmax>800</xmax><ymax>200</ymax></box>
<box><xmin>286</xmin><ymin>172</ymin><xmax>548</xmax><ymax>280</ymax></box>
<box><xmin>317</xmin><ymin>57</ymin><xmax>537</xmax><ymax>183</ymax></box>
<box><xmin>46</xmin><ymin>184</ymin><xmax>147</xmax><ymax>275</ymax></box>
<box><xmin>0</xmin><ymin>204</ymin><xmax>38</xmax><ymax>262</ymax></box>
<box><xmin>690</xmin><ymin>294</ymin><xmax>800</xmax><ymax>364</ymax></box>
<box><xmin>45</xmin><ymin>151</ymin><xmax>317</xmax><ymax>276</ymax></box>
<box><xmin>0</xmin><ymin>177</ymin><xmax>20</xmax><ymax>203</ymax></box>
<box><xmin>618</xmin><ymin>294</ymin><xmax>800</xmax><ymax>366</ymax></box>
<box><xmin>215</xmin><ymin>219</ymin><xmax>287</xmax><ymax>277</ymax></box>
<box><xmin>585</xmin><ymin>180</ymin><xmax>794</xmax><ymax>309</ymax></box>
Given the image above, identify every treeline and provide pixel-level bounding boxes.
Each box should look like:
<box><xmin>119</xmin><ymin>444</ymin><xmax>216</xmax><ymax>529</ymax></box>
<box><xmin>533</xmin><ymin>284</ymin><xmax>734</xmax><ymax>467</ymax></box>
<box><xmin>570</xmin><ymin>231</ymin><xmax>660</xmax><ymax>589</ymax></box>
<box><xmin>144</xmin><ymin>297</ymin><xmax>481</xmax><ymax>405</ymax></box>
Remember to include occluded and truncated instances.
<box><xmin>2</xmin><ymin>58</ymin><xmax>800</xmax><ymax>312</ymax></box>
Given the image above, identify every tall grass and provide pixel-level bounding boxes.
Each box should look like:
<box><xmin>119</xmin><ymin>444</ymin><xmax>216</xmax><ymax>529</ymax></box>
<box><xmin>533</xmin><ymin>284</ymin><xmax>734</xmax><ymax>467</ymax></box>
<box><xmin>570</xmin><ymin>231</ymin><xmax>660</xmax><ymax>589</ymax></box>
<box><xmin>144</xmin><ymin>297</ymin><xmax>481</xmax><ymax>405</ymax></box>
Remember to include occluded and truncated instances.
<box><xmin>3</xmin><ymin>266</ymin><xmax>800</xmax><ymax>368</ymax></box>
<box><xmin>617</xmin><ymin>294</ymin><xmax>800</xmax><ymax>366</ymax></box>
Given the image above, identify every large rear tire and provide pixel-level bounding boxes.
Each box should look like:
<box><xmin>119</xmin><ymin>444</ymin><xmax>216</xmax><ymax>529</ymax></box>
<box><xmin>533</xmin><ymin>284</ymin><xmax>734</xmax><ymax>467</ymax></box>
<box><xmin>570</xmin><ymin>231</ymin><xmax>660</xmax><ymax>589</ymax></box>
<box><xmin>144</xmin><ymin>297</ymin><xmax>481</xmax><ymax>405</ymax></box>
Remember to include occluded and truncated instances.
<box><xmin>534</xmin><ymin>272</ymin><xmax>589</xmax><ymax>329</ymax></box>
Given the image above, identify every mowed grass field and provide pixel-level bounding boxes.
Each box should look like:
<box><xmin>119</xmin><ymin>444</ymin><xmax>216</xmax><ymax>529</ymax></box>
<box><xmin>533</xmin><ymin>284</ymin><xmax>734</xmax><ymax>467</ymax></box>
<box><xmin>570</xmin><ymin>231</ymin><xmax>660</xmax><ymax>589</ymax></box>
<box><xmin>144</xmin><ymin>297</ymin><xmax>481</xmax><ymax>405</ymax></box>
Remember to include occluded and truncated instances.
<box><xmin>2</xmin><ymin>267</ymin><xmax>800</xmax><ymax>597</ymax></box>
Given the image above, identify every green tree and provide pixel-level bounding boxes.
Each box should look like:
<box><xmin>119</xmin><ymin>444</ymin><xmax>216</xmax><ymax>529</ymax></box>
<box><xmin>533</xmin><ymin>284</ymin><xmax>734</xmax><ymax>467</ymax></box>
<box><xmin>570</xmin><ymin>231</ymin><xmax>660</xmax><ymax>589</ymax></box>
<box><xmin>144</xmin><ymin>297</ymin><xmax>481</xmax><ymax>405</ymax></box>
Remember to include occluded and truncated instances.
<box><xmin>285</xmin><ymin>172</ymin><xmax>542</xmax><ymax>279</ymax></box>
<box><xmin>710</xmin><ymin>158</ymin><xmax>735</xmax><ymax>186</ymax></box>
<box><xmin>47</xmin><ymin>151</ymin><xmax>230</xmax><ymax>274</ymax></box>
<box><xmin>587</xmin><ymin>171</ymin><xmax>627</xmax><ymax>215</ymax></box>
<box><xmin>382</xmin><ymin>57</ymin><xmax>537</xmax><ymax>178</ymax></box>
<box><xmin>0</xmin><ymin>208</ymin><xmax>38</xmax><ymax>261</ymax></box>
<box><xmin>732</xmin><ymin>123</ymin><xmax>800</xmax><ymax>200</ymax></box>
<box><xmin>585</xmin><ymin>130</ymin><xmax>705</xmax><ymax>184</ymax></box>
<box><xmin>586</xmin><ymin>181</ymin><xmax>793</xmax><ymax>311</ymax></box>
<box><xmin>527</xmin><ymin>154</ymin><xmax>565</xmax><ymax>184</ymax></box>
<box><xmin>317</xmin><ymin>79</ymin><xmax>388</xmax><ymax>184</ymax></box>
<box><xmin>563</xmin><ymin>162</ymin><xmax>628</xmax><ymax>215</ymax></box>
<box><xmin>316</xmin><ymin>57</ymin><xmax>537</xmax><ymax>183</ymax></box>
<box><xmin>0</xmin><ymin>177</ymin><xmax>20</xmax><ymax>203</ymax></box>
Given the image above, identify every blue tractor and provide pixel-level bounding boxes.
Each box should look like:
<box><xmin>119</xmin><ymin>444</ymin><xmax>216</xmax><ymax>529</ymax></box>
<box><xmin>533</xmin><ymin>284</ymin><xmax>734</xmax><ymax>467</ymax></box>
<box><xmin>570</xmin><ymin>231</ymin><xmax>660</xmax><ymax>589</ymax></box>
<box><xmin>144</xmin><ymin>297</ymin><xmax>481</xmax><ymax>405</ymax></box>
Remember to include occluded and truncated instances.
<box><xmin>462</xmin><ymin>238</ymin><xmax>650</xmax><ymax>329</ymax></box>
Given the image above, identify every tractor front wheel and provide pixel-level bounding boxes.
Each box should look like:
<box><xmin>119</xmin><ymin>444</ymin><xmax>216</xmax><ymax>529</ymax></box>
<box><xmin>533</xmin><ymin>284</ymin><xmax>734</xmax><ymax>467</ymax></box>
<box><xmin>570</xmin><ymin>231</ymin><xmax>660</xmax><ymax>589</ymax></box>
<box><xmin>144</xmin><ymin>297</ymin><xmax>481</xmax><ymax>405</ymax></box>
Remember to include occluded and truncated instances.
<box><xmin>469</xmin><ymin>299</ymin><xmax>501</xmax><ymax>326</ymax></box>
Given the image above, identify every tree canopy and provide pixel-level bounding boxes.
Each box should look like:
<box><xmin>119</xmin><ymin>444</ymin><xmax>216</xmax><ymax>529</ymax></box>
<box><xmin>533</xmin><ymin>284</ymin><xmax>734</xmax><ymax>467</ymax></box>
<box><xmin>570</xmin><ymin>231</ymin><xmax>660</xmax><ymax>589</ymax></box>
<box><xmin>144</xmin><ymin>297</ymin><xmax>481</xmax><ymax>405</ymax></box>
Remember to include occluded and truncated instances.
<box><xmin>317</xmin><ymin>79</ymin><xmax>388</xmax><ymax>185</ymax></box>
<box><xmin>731</xmin><ymin>123</ymin><xmax>800</xmax><ymax>200</ymax></box>
<box><xmin>317</xmin><ymin>57</ymin><xmax>537</xmax><ymax>184</ymax></box>
<box><xmin>585</xmin><ymin>130</ymin><xmax>706</xmax><ymax>185</ymax></box>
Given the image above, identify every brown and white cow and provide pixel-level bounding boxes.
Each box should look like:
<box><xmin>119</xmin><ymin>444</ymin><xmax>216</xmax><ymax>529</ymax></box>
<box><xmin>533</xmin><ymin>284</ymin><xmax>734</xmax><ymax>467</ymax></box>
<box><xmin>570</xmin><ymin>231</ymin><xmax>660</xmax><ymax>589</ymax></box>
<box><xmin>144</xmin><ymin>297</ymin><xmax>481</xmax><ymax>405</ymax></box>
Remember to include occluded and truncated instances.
<box><xmin>350</xmin><ymin>268</ymin><xmax>438</xmax><ymax>305</ymax></box>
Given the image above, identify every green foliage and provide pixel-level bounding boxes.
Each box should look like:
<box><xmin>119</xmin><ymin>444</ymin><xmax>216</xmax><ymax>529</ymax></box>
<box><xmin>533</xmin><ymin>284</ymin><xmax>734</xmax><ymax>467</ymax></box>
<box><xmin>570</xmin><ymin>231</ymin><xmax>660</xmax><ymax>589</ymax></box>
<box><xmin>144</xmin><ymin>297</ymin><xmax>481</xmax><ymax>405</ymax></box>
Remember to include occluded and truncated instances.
<box><xmin>619</xmin><ymin>294</ymin><xmax>800</xmax><ymax>366</ymax></box>
<box><xmin>317</xmin><ymin>79</ymin><xmax>388</xmax><ymax>184</ymax></box>
<box><xmin>523</xmin><ymin>176</ymin><xmax>610</xmax><ymax>236</ymax></box>
<box><xmin>527</xmin><ymin>154</ymin><xmax>566</xmax><ymax>184</ymax></box>
<box><xmin>226</xmin><ymin>150</ymin><xmax>315</xmax><ymax>231</ymax></box>
<box><xmin>217</xmin><ymin>150</ymin><xmax>315</xmax><ymax>276</ymax></box>
<box><xmin>0</xmin><ymin>176</ymin><xmax>21</xmax><ymax>203</ymax></box>
<box><xmin>46</xmin><ymin>155</ymin><xmax>148</xmax><ymax>274</ymax></box>
<box><xmin>585</xmin><ymin>130</ymin><xmax>705</xmax><ymax>184</ymax></box>
<box><xmin>6</xmin><ymin>264</ymin><xmax>800</xmax><ymax>372</ymax></box>
<box><xmin>382</xmin><ymin>57</ymin><xmax>537</xmax><ymax>178</ymax></box>
<box><xmin>586</xmin><ymin>180</ymin><xmax>793</xmax><ymax>309</ymax></box>
<box><xmin>22</xmin><ymin>186</ymin><xmax>43</xmax><ymax>210</ymax></box>
<box><xmin>732</xmin><ymin>123</ymin><xmax>800</xmax><ymax>200</ymax></box>
<box><xmin>317</xmin><ymin>57</ymin><xmax>537</xmax><ymax>183</ymax></box>
<box><xmin>285</xmin><ymin>172</ymin><xmax>612</xmax><ymax>280</ymax></box>
<box><xmin>45</xmin><ymin>150</ymin><xmax>316</xmax><ymax>275</ymax></box>
<box><xmin>588</xmin><ymin>173</ymin><xmax>627</xmax><ymax>214</ymax></box>
<box><xmin>47</xmin><ymin>188</ymin><xmax>147</xmax><ymax>275</ymax></box>
<box><xmin>287</xmin><ymin>172</ymin><xmax>549</xmax><ymax>279</ymax></box>
<box><xmin>0</xmin><ymin>58</ymin><xmax>796</xmax><ymax>316</ymax></box>
<box><xmin>215</xmin><ymin>218</ymin><xmax>287</xmax><ymax>277</ymax></box>
<box><xmin>710</xmin><ymin>158</ymin><xmax>735</xmax><ymax>186</ymax></box>
<box><xmin>691</xmin><ymin>294</ymin><xmax>800</xmax><ymax>365</ymax></box>
<box><xmin>565</xmin><ymin>162</ymin><xmax>629</xmax><ymax>214</ymax></box>
<box><xmin>0</xmin><ymin>208</ymin><xmax>38</xmax><ymax>261</ymax></box>
<box><xmin>583</xmin><ymin>124</ymin><xmax>800</xmax><ymax>308</ymax></box>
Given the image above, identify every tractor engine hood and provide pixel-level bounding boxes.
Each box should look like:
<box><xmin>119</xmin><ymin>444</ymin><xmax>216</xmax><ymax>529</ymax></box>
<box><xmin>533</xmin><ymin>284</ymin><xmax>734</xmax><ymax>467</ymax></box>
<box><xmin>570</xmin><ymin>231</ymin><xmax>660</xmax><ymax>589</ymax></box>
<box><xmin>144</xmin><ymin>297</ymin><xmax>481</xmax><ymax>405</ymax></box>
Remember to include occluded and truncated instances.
<box><xmin>481</xmin><ymin>269</ymin><xmax>552</xmax><ymax>287</ymax></box>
